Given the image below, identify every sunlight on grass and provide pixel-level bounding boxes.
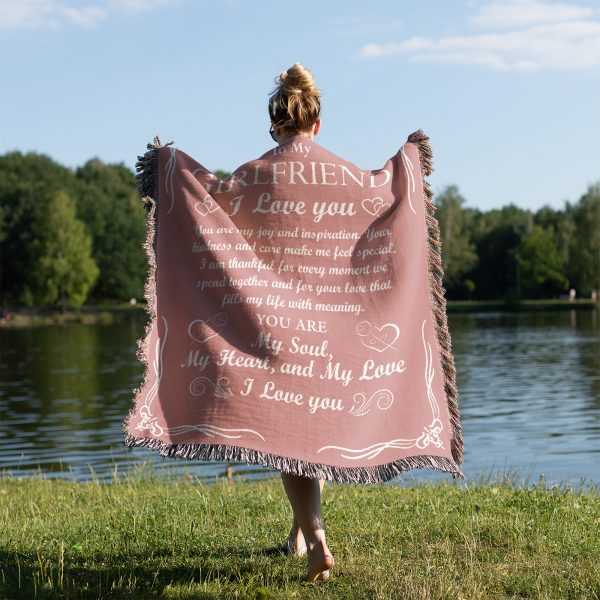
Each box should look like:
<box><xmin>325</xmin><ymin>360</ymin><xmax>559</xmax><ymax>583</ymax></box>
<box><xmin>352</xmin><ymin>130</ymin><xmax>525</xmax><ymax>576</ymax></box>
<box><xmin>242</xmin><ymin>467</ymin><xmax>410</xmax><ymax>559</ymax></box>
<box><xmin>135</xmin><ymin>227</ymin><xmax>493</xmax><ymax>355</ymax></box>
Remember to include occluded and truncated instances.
<box><xmin>1</xmin><ymin>464</ymin><xmax>598</xmax><ymax>598</ymax></box>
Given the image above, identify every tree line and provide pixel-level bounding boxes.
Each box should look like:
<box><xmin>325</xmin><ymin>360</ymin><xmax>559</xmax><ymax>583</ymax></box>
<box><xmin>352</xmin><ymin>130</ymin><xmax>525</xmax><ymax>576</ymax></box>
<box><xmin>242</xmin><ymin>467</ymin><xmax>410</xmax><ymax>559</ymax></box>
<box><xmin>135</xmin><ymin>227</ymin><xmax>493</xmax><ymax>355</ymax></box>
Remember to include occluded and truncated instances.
<box><xmin>0</xmin><ymin>150</ymin><xmax>598</xmax><ymax>309</ymax></box>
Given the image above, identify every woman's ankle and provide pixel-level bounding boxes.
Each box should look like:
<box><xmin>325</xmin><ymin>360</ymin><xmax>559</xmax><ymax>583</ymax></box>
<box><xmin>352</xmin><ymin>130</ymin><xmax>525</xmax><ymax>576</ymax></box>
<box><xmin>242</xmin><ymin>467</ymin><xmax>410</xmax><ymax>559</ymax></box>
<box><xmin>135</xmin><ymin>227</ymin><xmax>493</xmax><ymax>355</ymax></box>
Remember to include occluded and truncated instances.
<box><xmin>305</xmin><ymin>530</ymin><xmax>328</xmax><ymax>551</ymax></box>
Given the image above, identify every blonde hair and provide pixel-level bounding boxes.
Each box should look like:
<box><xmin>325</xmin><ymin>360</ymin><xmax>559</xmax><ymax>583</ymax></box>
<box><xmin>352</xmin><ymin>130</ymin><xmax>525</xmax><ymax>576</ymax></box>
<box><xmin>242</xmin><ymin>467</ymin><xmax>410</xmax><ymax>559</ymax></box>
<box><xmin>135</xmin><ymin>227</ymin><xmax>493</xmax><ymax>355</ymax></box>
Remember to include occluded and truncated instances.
<box><xmin>268</xmin><ymin>62</ymin><xmax>322</xmax><ymax>137</ymax></box>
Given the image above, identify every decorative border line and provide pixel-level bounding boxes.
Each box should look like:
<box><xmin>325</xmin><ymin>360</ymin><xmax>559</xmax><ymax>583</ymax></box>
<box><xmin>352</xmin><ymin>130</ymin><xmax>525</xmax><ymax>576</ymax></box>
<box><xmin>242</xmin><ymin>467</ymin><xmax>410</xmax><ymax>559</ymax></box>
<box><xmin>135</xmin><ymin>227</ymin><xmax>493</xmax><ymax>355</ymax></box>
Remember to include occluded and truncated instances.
<box><xmin>407</xmin><ymin>129</ymin><xmax>464</xmax><ymax>469</ymax></box>
<box><xmin>400</xmin><ymin>144</ymin><xmax>417</xmax><ymax>215</ymax></box>
<box><xmin>122</xmin><ymin>135</ymin><xmax>172</xmax><ymax>438</ymax></box>
<box><xmin>121</xmin><ymin>131</ymin><xmax>465</xmax><ymax>484</ymax></box>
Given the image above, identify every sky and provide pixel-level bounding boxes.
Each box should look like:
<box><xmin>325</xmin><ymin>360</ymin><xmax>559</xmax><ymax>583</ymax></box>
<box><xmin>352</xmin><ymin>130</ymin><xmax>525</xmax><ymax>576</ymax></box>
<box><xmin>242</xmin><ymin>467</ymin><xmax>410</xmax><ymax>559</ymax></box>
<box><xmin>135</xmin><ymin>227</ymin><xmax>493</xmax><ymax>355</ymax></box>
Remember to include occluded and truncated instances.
<box><xmin>0</xmin><ymin>0</ymin><xmax>599</xmax><ymax>212</ymax></box>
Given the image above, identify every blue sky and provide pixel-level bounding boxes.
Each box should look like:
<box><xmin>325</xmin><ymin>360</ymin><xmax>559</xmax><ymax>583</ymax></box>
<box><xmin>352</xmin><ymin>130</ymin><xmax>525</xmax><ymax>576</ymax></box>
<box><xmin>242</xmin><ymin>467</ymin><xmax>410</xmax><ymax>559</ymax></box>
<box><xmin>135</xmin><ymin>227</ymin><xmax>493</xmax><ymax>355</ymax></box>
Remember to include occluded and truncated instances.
<box><xmin>1</xmin><ymin>0</ymin><xmax>598</xmax><ymax>211</ymax></box>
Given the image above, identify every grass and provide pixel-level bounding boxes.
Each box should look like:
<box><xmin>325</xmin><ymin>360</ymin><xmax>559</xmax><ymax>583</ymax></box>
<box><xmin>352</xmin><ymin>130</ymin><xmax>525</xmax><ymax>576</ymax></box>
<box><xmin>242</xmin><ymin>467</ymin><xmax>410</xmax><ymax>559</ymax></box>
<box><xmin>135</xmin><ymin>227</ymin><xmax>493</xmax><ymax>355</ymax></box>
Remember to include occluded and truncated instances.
<box><xmin>1</xmin><ymin>466</ymin><xmax>599</xmax><ymax>599</ymax></box>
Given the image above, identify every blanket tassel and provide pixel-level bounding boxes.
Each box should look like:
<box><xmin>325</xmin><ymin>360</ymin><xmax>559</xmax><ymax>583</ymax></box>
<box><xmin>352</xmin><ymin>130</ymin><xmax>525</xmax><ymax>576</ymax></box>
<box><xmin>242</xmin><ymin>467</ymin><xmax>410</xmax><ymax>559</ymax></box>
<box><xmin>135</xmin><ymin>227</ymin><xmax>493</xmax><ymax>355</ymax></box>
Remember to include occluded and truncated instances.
<box><xmin>123</xmin><ymin>433</ymin><xmax>464</xmax><ymax>485</ymax></box>
<box><xmin>122</xmin><ymin>135</ymin><xmax>173</xmax><ymax>442</ymax></box>
<box><xmin>407</xmin><ymin>129</ymin><xmax>465</xmax><ymax>477</ymax></box>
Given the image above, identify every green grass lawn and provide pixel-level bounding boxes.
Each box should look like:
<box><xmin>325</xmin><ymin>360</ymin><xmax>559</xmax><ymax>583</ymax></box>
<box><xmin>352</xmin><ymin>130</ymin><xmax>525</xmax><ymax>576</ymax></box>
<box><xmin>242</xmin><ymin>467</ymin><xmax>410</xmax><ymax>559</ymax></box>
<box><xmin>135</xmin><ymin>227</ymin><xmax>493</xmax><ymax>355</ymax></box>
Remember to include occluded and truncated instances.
<box><xmin>1</xmin><ymin>468</ymin><xmax>598</xmax><ymax>599</ymax></box>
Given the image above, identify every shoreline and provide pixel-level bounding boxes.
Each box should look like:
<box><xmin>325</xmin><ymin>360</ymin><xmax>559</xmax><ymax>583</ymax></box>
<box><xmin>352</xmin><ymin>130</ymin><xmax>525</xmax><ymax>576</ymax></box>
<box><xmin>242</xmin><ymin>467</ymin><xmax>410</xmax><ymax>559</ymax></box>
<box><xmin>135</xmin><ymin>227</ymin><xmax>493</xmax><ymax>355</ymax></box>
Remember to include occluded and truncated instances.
<box><xmin>1</xmin><ymin>298</ymin><xmax>598</xmax><ymax>327</ymax></box>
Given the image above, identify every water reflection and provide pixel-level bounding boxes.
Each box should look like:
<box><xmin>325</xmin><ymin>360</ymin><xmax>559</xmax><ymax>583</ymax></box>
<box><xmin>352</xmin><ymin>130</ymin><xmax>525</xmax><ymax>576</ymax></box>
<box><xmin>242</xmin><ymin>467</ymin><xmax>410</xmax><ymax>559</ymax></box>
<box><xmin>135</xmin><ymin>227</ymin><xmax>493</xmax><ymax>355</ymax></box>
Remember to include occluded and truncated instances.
<box><xmin>1</xmin><ymin>309</ymin><xmax>598</xmax><ymax>489</ymax></box>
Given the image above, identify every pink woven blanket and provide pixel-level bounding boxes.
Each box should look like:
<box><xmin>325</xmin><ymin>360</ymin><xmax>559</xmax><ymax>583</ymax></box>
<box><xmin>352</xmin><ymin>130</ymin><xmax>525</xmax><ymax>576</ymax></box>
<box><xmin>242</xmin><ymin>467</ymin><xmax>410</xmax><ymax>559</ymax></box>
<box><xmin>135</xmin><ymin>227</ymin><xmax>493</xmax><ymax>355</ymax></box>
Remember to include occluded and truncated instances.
<box><xmin>122</xmin><ymin>130</ymin><xmax>464</xmax><ymax>483</ymax></box>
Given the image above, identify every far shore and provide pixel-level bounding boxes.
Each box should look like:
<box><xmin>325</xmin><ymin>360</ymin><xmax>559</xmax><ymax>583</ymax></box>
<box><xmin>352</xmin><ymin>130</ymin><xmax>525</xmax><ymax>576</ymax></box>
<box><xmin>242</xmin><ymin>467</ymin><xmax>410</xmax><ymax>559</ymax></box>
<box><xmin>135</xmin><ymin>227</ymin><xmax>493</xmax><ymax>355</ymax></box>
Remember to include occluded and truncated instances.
<box><xmin>0</xmin><ymin>298</ymin><xmax>598</xmax><ymax>327</ymax></box>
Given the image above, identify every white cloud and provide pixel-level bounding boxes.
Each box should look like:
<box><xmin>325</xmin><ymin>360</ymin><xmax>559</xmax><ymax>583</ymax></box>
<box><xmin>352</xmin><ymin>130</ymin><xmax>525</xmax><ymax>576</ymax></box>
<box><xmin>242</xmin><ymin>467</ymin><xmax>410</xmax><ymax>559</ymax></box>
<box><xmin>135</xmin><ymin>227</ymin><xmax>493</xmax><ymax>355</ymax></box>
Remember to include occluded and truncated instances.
<box><xmin>0</xmin><ymin>0</ymin><xmax>180</xmax><ymax>30</ymax></box>
<box><xmin>106</xmin><ymin>0</ymin><xmax>182</xmax><ymax>14</ymax></box>
<box><xmin>59</xmin><ymin>4</ymin><xmax>107</xmax><ymax>27</ymax></box>
<box><xmin>354</xmin><ymin>0</ymin><xmax>600</xmax><ymax>71</ymax></box>
<box><xmin>470</xmin><ymin>0</ymin><xmax>594</xmax><ymax>29</ymax></box>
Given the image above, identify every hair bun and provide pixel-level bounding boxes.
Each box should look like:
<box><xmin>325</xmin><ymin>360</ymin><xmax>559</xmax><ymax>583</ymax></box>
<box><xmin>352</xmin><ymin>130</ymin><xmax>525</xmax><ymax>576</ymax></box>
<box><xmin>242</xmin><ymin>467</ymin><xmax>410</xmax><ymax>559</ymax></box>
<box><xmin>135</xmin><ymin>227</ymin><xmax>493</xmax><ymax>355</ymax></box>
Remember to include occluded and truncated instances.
<box><xmin>280</xmin><ymin>62</ymin><xmax>317</xmax><ymax>95</ymax></box>
<box><xmin>268</xmin><ymin>62</ymin><xmax>322</xmax><ymax>136</ymax></box>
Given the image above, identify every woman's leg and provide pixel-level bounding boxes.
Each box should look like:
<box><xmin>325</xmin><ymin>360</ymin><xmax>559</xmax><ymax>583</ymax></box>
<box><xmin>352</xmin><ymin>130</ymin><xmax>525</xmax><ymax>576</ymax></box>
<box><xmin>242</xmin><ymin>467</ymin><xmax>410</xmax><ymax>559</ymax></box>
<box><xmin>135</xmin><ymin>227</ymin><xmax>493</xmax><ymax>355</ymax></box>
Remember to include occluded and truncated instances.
<box><xmin>280</xmin><ymin>472</ymin><xmax>334</xmax><ymax>581</ymax></box>
<box><xmin>284</xmin><ymin>478</ymin><xmax>325</xmax><ymax>554</ymax></box>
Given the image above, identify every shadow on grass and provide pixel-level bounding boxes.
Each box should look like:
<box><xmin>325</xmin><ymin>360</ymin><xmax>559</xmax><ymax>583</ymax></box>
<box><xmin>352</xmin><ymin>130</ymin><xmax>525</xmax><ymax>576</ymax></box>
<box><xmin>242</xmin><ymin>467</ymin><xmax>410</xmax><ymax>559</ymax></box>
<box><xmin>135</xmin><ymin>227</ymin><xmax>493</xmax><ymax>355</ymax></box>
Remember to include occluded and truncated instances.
<box><xmin>0</xmin><ymin>543</ymin><xmax>293</xmax><ymax>599</ymax></box>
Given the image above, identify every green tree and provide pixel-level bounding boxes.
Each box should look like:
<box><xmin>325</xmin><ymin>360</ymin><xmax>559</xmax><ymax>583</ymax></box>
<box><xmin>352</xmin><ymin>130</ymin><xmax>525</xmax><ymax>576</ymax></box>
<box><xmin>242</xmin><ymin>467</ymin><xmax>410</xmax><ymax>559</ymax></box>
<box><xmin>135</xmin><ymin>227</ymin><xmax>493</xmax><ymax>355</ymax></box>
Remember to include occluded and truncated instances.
<box><xmin>567</xmin><ymin>183</ymin><xmax>600</xmax><ymax>297</ymax></box>
<box><xmin>513</xmin><ymin>224</ymin><xmax>568</xmax><ymax>298</ymax></box>
<box><xmin>75</xmin><ymin>158</ymin><xmax>147</xmax><ymax>301</ymax></box>
<box><xmin>0</xmin><ymin>151</ymin><xmax>80</xmax><ymax>304</ymax></box>
<box><xmin>433</xmin><ymin>185</ymin><xmax>478</xmax><ymax>298</ymax></box>
<box><xmin>468</xmin><ymin>203</ymin><xmax>531</xmax><ymax>300</ymax></box>
<box><xmin>32</xmin><ymin>190</ymin><xmax>99</xmax><ymax>310</ymax></box>
<box><xmin>2</xmin><ymin>148</ymin><xmax>596</xmax><ymax>307</ymax></box>
<box><xmin>535</xmin><ymin>203</ymin><xmax>577</xmax><ymax>284</ymax></box>
<box><xmin>462</xmin><ymin>278</ymin><xmax>475</xmax><ymax>300</ymax></box>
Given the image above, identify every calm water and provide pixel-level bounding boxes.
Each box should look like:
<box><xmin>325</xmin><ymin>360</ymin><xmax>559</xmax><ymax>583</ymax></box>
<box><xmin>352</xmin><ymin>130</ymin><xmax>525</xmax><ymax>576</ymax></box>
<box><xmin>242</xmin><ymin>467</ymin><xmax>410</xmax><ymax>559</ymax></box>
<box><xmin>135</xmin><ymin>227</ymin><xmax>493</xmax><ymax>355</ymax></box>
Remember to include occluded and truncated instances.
<box><xmin>1</xmin><ymin>309</ymin><xmax>598</xmax><ymax>489</ymax></box>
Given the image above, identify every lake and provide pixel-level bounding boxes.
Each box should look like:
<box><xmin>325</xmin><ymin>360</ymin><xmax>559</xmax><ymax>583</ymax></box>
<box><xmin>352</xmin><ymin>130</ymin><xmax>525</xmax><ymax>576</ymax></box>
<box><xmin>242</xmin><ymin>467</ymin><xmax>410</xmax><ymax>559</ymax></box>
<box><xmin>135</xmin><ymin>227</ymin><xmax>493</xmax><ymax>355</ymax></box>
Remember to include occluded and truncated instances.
<box><xmin>1</xmin><ymin>308</ymin><xmax>598</xmax><ymax>489</ymax></box>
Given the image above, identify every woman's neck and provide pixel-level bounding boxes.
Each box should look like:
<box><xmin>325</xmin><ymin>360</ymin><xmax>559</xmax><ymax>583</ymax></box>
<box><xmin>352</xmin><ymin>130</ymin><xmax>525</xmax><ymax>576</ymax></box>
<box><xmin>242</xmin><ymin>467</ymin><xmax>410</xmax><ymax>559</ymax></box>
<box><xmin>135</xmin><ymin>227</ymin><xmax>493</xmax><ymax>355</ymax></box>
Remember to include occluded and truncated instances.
<box><xmin>279</xmin><ymin>131</ymin><xmax>313</xmax><ymax>144</ymax></box>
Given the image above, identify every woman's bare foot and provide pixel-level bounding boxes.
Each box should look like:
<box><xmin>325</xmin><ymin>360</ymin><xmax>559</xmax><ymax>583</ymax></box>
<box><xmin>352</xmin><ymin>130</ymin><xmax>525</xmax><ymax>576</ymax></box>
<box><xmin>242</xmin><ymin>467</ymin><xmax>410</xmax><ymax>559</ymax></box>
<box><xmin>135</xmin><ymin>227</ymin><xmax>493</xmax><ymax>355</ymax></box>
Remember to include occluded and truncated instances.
<box><xmin>284</xmin><ymin>522</ymin><xmax>307</xmax><ymax>556</ymax></box>
<box><xmin>301</xmin><ymin>538</ymin><xmax>334</xmax><ymax>583</ymax></box>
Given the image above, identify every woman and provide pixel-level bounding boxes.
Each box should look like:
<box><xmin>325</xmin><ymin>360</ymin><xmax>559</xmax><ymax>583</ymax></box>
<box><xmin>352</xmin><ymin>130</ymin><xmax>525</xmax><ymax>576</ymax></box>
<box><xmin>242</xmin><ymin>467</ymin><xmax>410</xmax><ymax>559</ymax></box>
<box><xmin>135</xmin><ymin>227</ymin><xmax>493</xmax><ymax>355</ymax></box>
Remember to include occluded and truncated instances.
<box><xmin>268</xmin><ymin>62</ymin><xmax>333</xmax><ymax>584</ymax></box>
<box><xmin>126</xmin><ymin>59</ymin><xmax>464</xmax><ymax>586</ymax></box>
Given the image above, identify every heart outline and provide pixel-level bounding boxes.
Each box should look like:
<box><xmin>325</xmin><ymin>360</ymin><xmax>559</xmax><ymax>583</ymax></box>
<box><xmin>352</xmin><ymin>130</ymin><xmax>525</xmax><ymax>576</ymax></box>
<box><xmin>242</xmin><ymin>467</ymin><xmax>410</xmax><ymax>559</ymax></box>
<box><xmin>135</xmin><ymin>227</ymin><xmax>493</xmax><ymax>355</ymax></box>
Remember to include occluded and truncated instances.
<box><xmin>194</xmin><ymin>195</ymin><xmax>219</xmax><ymax>216</ymax></box>
<box><xmin>358</xmin><ymin>321</ymin><xmax>400</xmax><ymax>352</ymax></box>
<box><xmin>361</xmin><ymin>196</ymin><xmax>391</xmax><ymax>217</ymax></box>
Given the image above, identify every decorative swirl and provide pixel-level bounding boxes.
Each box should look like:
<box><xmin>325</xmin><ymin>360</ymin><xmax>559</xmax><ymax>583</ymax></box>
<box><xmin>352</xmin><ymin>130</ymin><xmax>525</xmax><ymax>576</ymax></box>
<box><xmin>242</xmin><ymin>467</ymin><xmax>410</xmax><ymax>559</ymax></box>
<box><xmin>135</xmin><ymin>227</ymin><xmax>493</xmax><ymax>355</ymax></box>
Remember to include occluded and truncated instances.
<box><xmin>136</xmin><ymin>405</ymin><xmax>164</xmax><ymax>437</ymax></box>
<box><xmin>416</xmin><ymin>418</ymin><xmax>444</xmax><ymax>449</ymax></box>
<box><xmin>350</xmin><ymin>389</ymin><xmax>394</xmax><ymax>416</ymax></box>
<box><xmin>376</xmin><ymin>389</ymin><xmax>394</xmax><ymax>410</ymax></box>
<box><xmin>190</xmin><ymin>376</ymin><xmax>233</xmax><ymax>398</ymax></box>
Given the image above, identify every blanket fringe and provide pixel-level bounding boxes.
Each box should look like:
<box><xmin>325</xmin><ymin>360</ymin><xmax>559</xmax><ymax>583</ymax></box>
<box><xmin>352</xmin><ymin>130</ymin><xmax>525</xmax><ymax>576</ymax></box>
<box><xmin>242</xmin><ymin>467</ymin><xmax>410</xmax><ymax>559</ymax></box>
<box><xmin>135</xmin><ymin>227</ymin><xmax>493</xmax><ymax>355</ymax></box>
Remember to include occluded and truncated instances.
<box><xmin>134</xmin><ymin>135</ymin><xmax>174</xmax><ymax>213</ymax></box>
<box><xmin>123</xmin><ymin>433</ymin><xmax>463</xmax><ymax>484</ymax></box>
<box><xmin>407</xmin><ymin>129</ymin><xmax>465</xmax><ymax>473</ymax></box>
<box><xmin>122</xmin><ymin>135</ymin><xmax>173</xmax><ymax>438</ymax></box>
<box><xmin>122</xmin><ymin>132</ymin><xmax>465</xmax><ymax>485</ymax></box>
